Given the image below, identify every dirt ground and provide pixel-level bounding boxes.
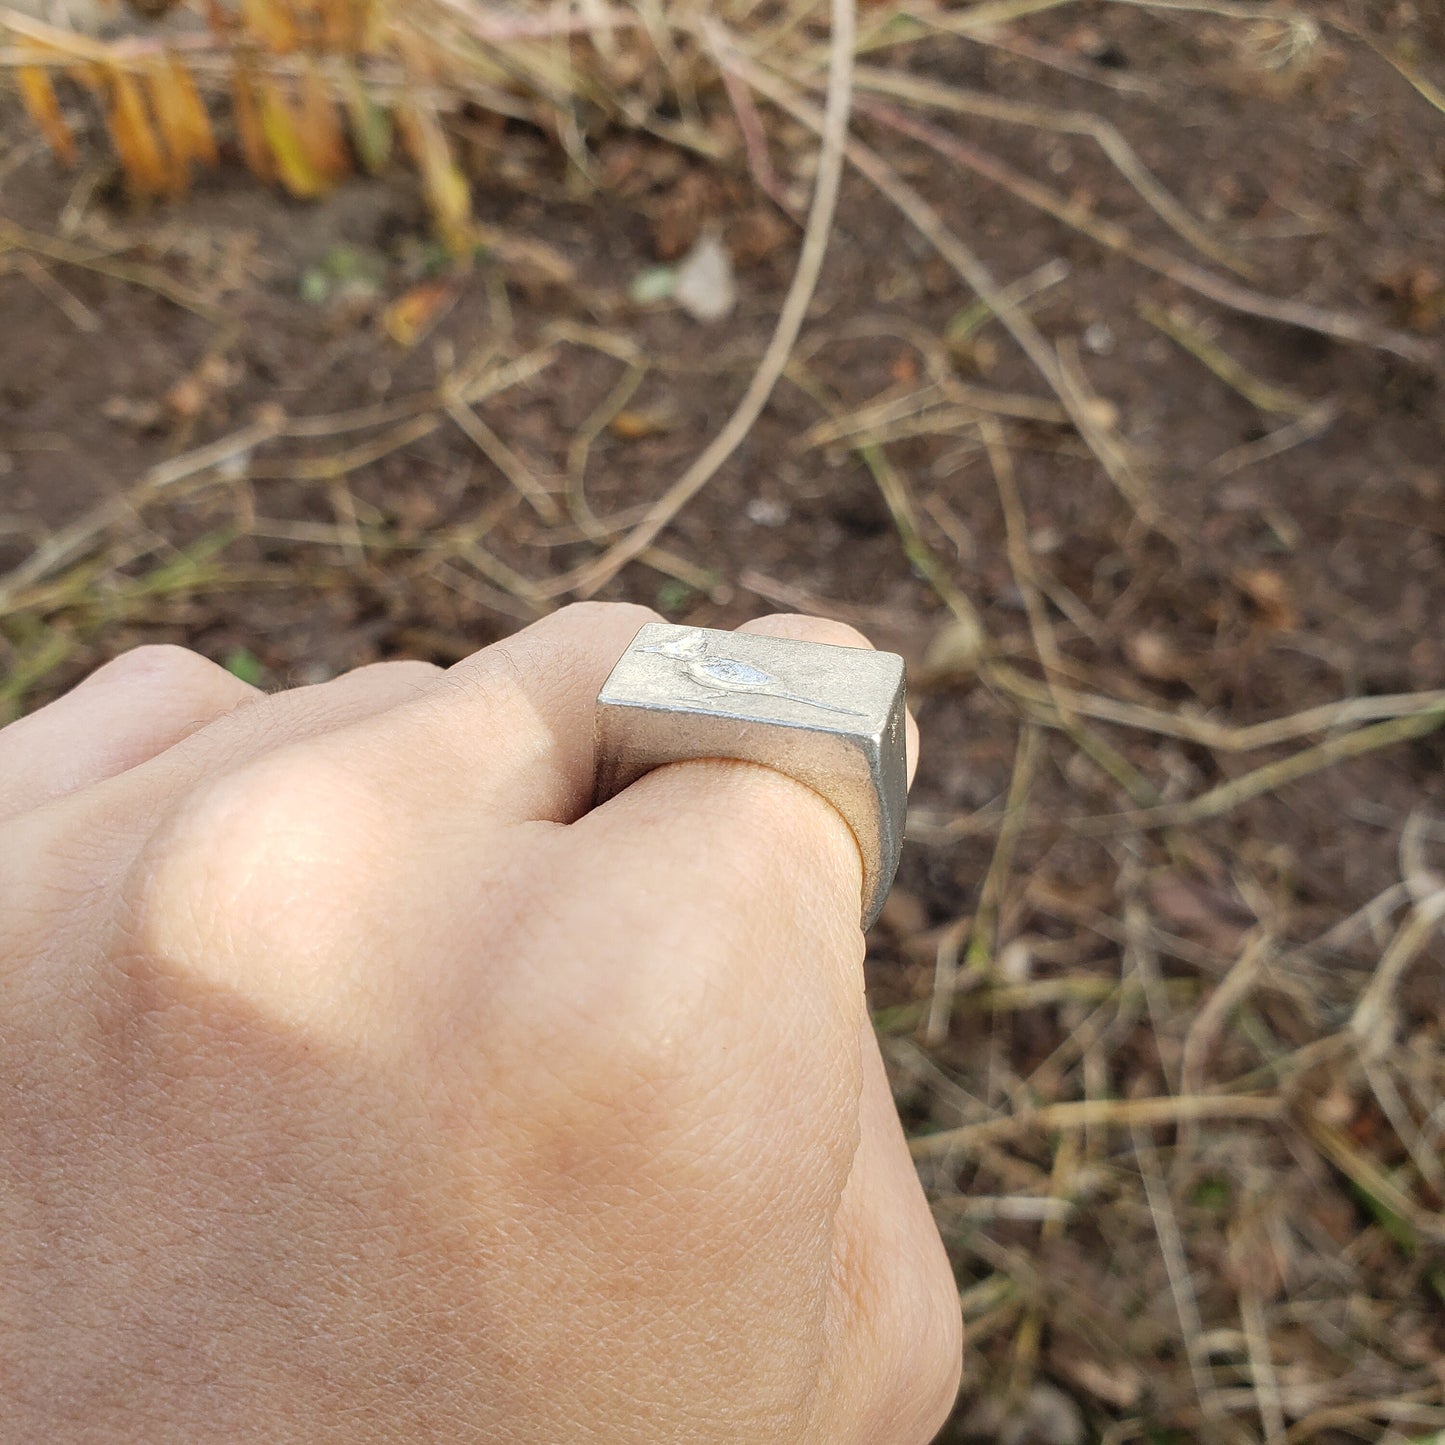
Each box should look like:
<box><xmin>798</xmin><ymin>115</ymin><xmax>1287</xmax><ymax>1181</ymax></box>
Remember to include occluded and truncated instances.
<box><xmin>3</xmin><ymin>2</ymin><xmax>1444</xmax><ymax>1440</ymax></box>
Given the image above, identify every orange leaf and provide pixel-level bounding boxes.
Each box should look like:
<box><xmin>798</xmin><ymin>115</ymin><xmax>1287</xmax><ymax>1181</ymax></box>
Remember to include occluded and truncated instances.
<box><xmin>257</xmin><ymin>77</ymin><xmax>331</xmax><ymax>198</ymax></box>
<box><xmin>1233</xmin><ymin>567</ymin><xmax>1299</xmax><ymax>632</ymax></box>
<box><xmin>299</xmin><ymin>60</ymin><xmax>351</xmax><ymax>181</ymax></box>
<box><xmin>145</xmin><ymin>56</ymin><xmax>218</xmax><ymax>187</ymax></box>
<box><xmin>397</xmin><ymin>103</ymin><xmax>472</xmax><ymax>256</ymax></box>
<box><xmin>315</xmin><ymin>0</ymin><xmax>364</xmax><ymax>52</ymax></box>
<box><xmin>232</xmin><ymin>62</ymin><xmax>275</xmax><ymax>183</ymax></box>
<box><xmin>168</xmin><ymin>55</ymin><xmax>218</xmax><ymax>165</ymax></box>
<box><xmin>241</xmin><ymin>0</ymin><xmax>300</xmax><ymax>52</ymax></box>
<box><xmin>70</xmin><ymin>61</ymin><xmax>104</xmax><ymax>99</ymax></box>
<box><xmin>17</xmin><ymin>64</ymin><xmax>76</xmax><ymax>166</ymax></box>
<box><xmin>382</xmin><ymin>279</ymin><xmax>457</xmax><ymax>347</ymax></box>
<box><xmin>353</xmin><ymin>0</ymin><xmax>386</xmax><ymax>55</ymax></box>
<box><xmin>285</xmin><ymin>0</ymin><xmax>320</xmax><ymax>46</ymax></box>
<box><xmin>609</xmin><ymin>409</ymin><xmax>676</xmax><ymax>441</ymax></box>
<box><xmin>104</xmin><ymin>65</ymin><xmax>175</xmax><ymax>195</ymax></box>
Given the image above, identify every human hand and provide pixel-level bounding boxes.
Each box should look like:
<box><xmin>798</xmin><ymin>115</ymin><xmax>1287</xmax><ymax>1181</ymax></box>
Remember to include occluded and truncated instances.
<box><xmin>0</xmin><ymin>604</ymin><xmax>961</xmax><ymax>1443</ymax></box>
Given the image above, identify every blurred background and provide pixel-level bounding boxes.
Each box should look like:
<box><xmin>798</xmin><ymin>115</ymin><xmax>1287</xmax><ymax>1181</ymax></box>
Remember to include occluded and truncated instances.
<box><xmin>2</xmin><ymin>1</ymin><xmax>1443</xmax><ymax>1440</ymax></box>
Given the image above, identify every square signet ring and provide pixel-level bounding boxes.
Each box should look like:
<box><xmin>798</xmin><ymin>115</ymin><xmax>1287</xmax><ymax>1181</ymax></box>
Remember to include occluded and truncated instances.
<box><xmin>594</xmin><ymin>623</ymin><xmax>908</xmax><ymax>930</ymax></box>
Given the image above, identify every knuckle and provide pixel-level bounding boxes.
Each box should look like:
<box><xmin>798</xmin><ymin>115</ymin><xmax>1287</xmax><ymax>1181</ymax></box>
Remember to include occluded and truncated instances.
<box><xmin>552</xmin><ymin>599</ymin><xmax>659</xmax><ymax>631</ymax></box>
<box><xmin>93</xmin><ymin>643</ymin><xmax>231</xmax><ymax>692</ymax></box>
<box><xmin>448</xmin><ymin>602</ymin><xmax>663</xmax><ymax>709</ymax></box>
<box><xmin>818</xmin><ymin>620</ymin><xmax>875</xmax><ymax>652</ymax></box>
<box><xmin>749</xmin><ymin>613</ymin><xmax>876</xmax><ymax>652</ymax></box>
<box><xmin>330</xmin><ymin>659</ymin><xmax>443</xmax><ymax>694</ymax></box>
<box><xmin>125</xmin><ymin>745</ymin><xmax>386</xmax><ymax>958</ymax></box>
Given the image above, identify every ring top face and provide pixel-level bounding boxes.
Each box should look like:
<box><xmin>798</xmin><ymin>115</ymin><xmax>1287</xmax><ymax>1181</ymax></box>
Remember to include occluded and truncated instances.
<box><xmin>594</xmin><ymin>623</ymin><xmax>908</xmax><ymax>930</ymax></box>
<box><xmin>605</xmin><ymin>623</ymin><xmax>900</xmax><ymax>732</ymax></box>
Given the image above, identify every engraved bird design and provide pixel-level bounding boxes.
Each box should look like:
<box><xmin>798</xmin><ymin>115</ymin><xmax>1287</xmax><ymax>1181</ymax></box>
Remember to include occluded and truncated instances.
<box><xmin>641</xmin><ymin>633</ymin><xmax>864</xmax><ymax>716</ymax></box>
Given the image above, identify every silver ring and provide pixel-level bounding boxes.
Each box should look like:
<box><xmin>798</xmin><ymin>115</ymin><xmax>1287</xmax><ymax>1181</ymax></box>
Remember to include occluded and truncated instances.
<box><xmin>594</xmin><ymin>623</ymin><xmax>908</xmax><ymax>930</ymax></box>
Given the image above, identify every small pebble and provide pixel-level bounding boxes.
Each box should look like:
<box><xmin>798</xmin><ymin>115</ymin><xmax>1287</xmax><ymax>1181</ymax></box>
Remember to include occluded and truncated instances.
<box><xmin>674</xmin><ymin>233</ymin><xmax>737</xmax><ymax>324</ymax></box>
<box><xmin>746</xmin><ymin>496</ymin><xmax>790</xmax><ymax>527</ymax></box>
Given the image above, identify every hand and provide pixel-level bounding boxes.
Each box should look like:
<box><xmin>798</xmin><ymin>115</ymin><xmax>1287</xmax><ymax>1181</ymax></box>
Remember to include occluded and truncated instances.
<box><xmin>0</xmin><ymin>604</ymin><xmax>961</xmax><ymax>1443</ymax></box>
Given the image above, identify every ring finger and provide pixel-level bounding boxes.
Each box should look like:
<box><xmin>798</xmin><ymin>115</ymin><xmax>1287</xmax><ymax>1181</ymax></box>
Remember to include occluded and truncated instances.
<box><xmin>0</xmin><ymin>645</ymin><xmax>260</xmax><ymax>822</ymax></box>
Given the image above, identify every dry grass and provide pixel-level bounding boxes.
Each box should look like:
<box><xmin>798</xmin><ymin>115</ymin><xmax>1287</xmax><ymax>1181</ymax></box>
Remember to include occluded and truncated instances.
<box><xmin>3</xmin><ymin>2</ymin><xmax>1444</xmax><ymax>1441</ymax></box>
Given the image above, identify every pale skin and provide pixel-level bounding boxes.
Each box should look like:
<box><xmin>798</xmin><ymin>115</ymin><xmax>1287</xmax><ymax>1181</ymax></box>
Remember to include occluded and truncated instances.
<box><xmin>0</xmin><ymin>603</ymin><xmax>962</xmax><ymax>1443</ymax></box>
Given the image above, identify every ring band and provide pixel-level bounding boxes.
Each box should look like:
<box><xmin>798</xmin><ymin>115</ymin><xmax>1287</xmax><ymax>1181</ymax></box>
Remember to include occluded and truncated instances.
<box><xmin>593</xmin><ymin>623</ymin><xmax>908</xmax><ymax>929</ymax></box>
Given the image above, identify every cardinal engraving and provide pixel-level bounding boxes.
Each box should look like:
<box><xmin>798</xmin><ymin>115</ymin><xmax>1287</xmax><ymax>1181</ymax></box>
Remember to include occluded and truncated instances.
<box><xmin>641</xmin><ymin>632</ymin><xmax>864</xmax><ymax>717</ymax></box>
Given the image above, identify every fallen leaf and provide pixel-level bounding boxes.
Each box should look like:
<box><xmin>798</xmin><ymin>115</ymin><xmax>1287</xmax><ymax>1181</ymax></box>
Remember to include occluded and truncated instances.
<box><xmin>609</xmin><ymin>409</ymin><xmax>677</xmax><ymax>441</ymax></box>
<box><xmin>728</xmin><ymin>205</ymin><xmax>792</xmax><ymax>263</ymax></box>
<box><xmin>1233</xmin><ymin>566</ymin><xmax>1299</xmax><ymax>631</ymax></box>
<box><xmin>890</xmin><ymin>350</ymin><xmax>919</xmax><ymax>385</ymax></box>
<box><xmin>165</xmin><ymin>353</ymin><xmax>236</xmax><ymax>419</ymax></box>
<box><xmin>651</xmin><ymin>169</ymin><xmax>713</xmax><ymax>260</ymax></box>
<box><xmin>165</xmin><ymin>374</ymin><xmax>208</xmax><ymax>419</ymax></box>
<box><xmin>1376</xmin><ymin>263</ymin><xmax>1444</xmax><ymax>331</ymax></box>
<box><xmin>383</xmin><ymin>280</ymin><xmax>457</xmax><ymax>347</ymax></box>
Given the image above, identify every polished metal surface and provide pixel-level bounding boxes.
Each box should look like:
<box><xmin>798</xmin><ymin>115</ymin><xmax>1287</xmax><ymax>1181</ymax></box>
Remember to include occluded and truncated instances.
<box><xmin>594</xmin><ymin>623</ymin><xmax>908</xmax><ymax>929</ymax></box>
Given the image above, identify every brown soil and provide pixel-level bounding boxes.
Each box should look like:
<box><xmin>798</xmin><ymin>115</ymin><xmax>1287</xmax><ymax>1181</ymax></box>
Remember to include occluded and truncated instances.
<box><xmin>3</xmin><ymin>3</ymin><xmax>1444</xmax><ymax>1440</ymax></box>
